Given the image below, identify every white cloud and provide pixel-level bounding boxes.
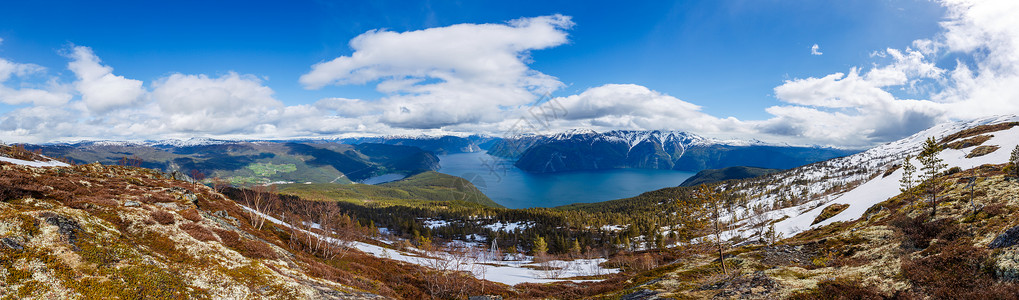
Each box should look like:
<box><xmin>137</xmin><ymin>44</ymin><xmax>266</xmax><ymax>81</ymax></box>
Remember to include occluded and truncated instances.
<box><xmin>757</xmin><ymin>0</ymin><xmax>1019</xmax><ymax>146</ymax></box>
<box><xmin>300</xmin><ymin>14</ymin><xmax>573</xmax><ymax>129</ymax></box>
<box><xmin>67</xmin><ymin>46</ymin><xmax>146</xmax><ymax>113</ymax></box>
<box><xmin>541</xmin><ymin>84</ymin><xmax>744</xmax><ymax>134</ymax></box>
<box><xmin>151</xmin><ymin>72</ymin><xmax>284</xmax><ymax>134</ymax></box>
<box><xmin>4</xmin><ymin>2</ymin><xmax>1019</xmax><ymax>148</ymax></box>
<box><xmin>811</xmin><ymin>44</ymin><xmax>823</xmax><ymax>55</ymax></box>
<box><xmin>0</xmin><ymin>57</ymin><xmax>71</xmax><ymax>106</ymax></box>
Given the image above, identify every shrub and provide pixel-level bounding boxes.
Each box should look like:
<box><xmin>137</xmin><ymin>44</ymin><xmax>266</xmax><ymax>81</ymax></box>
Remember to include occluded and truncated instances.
<box><xmin>180</xmin><ymin>208</ymin><xmax>203</xmax><ymax>222</ymax></box>
<box><xmin>900</xmin><ymin>242</ymin><xmax>1019</xmax><ymax>298</ymax></box>
<box><xmin>212</xmin><ymin>228</ymin><xmax>242</xmax><ymax>248</ymax></box>
<box><xmin>789</xmin><ymin>277</ymin><xmax>887</xmax><ymax>300</ymax></box>
<box><xmin>150</xmin><ymin>210</ymin><xmax>175</xmax><ymax>225</ymax></box>
<box><xmin>888</xmin><ymin>214</ymin><xmax>964</xmax><ymax>251</ymax></box>
<box><xmin>180</xmin><ymin>223</ymin><xmax>218</xmax><ymax>242</ymax></box>
<box><xmin>243</xmin><ymin>239</ymin><xmax>277</xmax><ymax>259</ymax></box>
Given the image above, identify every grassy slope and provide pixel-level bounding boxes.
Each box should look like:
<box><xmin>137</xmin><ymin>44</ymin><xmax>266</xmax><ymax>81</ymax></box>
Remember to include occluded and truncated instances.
<box><xmin>679</xmin><ymin>166</ymin><xmax>783</xmax><ymax>187</ymax></box>
<box><xmin>599</xmin><ymin>163</ymin><xmax>1019</xmax><ymax>299</ymax></box>
<box><xmin>278</xmin><ymin>171</ymin><xmax>502</xmax><ymax>208</ymax></box>
<box><xmin>0</xmin><ymin>163</ymin><xmax>374</xmax><ymax>299</ymax></box>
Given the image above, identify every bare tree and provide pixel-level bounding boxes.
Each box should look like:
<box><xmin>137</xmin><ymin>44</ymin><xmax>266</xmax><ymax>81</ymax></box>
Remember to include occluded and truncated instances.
<box><xmin>418</xmin><ymin>242</ymin><xmax>478</xmax><ymax>299</ymax></box>
<box><xmin>189</xmin><ymin>169</ymin><xmax>206</xmax><ymax>189</ymax></box>
<box><xmin>211</xmin><ymin>176</ymin><xmax>228</xmax><ymax>194</ymax></box>
<box><xmin>243</xmin><ymin>185</ymin><xmax>278</xmax><ymax>230</ymax></box>
<box><xmin>696</xmin><ymin>184</ymin><xmax>728</xmax><ymax>275</ymax></box>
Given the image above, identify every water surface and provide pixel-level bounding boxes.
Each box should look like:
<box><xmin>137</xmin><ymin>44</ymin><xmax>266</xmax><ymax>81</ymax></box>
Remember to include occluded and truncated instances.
<box><xmin>437</xmin><ymin>152</ymin><xmax>695</xmax><ymax>209</ymax></box>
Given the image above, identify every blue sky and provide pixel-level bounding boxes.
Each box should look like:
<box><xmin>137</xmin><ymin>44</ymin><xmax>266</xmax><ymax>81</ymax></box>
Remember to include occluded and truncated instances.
<box><xmin>1</xmin><ymin>0</ymin><xmax>1016</xmax><ymax>147</ymax></box>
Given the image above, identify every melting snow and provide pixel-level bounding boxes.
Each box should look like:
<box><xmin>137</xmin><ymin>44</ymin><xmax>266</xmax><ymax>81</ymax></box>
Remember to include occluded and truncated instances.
<box><xmin>0</xmin><ymin>156</ymin><xmax>70</xmax><ymax>167</ymax></box>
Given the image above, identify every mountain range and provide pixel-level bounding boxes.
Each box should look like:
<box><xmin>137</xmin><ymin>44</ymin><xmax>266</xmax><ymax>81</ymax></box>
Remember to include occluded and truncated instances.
<box><xmin>489</xmin><ymin>129</ymin><xmax>858</xmax><ymax>173</ymax></box>
<box><xmin>4</xmin><ymin>115</ymin><xmax>1019</xmax><ymax>298</ymax></box>
<box><xmin>24</xmin><ymin>140</ymin><xmax>440</xmax><ymax>184</ymax></box>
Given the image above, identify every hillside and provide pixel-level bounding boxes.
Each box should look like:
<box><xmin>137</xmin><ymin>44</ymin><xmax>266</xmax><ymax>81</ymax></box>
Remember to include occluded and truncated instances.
<box><xmin>489</xmin><ymin>129</ymin><xmax>856</xmax><ymax>173</ymax></box>
<box><xmin>6</xmin><ymin>115</ymin><xmax>1019</xmax><ymax>299</ymax></box>
<box><xmin>26</xmin><ymin>140</ymin><xmax>439</xmax><ymax>184</ymax></box>
<box><xmin>276</xmin><ymin>171</ymin><xmax>502</xmax><ymax>208</ymax></box>
<box><xmin>679</xmin><ymin>166</ymin><xmax>783</xmax><ymax>187</ymax></box>
<box><xmin>0</xmin><ymin>162</ymin><xmax>381</xmax><ymax>298</ymax></box>
<box><xmin>602</xmin><ymin>161</ymin><xmax>1019</xmax><ymax>299</ymax></box>
<box><xmin>554</xmin><ymin>115</ymin><xmax>1019</xmax><ymax>298</ymax></box>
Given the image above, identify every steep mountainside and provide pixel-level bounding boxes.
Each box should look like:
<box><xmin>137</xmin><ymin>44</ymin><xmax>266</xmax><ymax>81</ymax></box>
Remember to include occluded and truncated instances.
<box><xmin>26</xmin><ymin>140</ymin><xmax>439</xmax><ymax>184</ymax></box>
<box><xmin>490</xmin><ymin>129</ymin><xmax>856</xmax><ymax>173</ymax></box>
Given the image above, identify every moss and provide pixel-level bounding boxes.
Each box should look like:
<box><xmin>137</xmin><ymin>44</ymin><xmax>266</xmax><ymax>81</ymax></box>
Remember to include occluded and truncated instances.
<box><xmin>78</xmin><ymin>235</ymin><xmax>127</xmax><ymax>268</ymax></box>
<box><xmin>16</xmin><ymin>280</ymin><xmax>45</xmax><ymax>298</ymax></box>
<box><xmin>14</xmin><ymin>213</ymin><xmax>39</xmax><ymax>236</ymax></box>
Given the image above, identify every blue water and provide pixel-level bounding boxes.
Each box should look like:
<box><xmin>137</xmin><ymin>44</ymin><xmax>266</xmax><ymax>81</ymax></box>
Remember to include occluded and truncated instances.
<box><xmin>360</xmin><ymin>173</ymin><xmax>406</xmax><ymax>185</ymax></box>
<box><xmin>437</xmin><ymin>152</ymin><xmax>696</xmax><ymax>209</ymax></box>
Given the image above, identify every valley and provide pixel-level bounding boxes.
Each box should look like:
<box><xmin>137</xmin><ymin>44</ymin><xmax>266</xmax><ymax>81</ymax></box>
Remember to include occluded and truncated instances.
<box><xmin>4</xmin><ymin>116</ymin><xmax>1019</xmax><ymax>299</ymax></box>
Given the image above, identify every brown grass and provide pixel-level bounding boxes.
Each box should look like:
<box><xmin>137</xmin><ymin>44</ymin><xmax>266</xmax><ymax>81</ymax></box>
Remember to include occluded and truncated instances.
<box><xmin>946</xmin><ymin>134</ymin><xmax>993</xmax><ymax>149</ymax></box>
<box><xmin>812</xmin><ymin>203</ymin><xmax>850</xmax><ymax>225</ymax></box>
<box><xmin>966</xmin><ymin>145</ymin><xmax>1000</xmax><ymax>158</ymax></box>
<box><xmin>180</xmin><ymin>223</ymin><xmax>218</xmax><ymax>242</ymax></box>
<box><xmin>180</xmin><ymin>208</ymin><xmax>203</xmax><ymax>222</ymax></box>
<box><xmin>150</xmin><ymin>210</ymin><xmax>175</xmax><ymax>225</ymax></box>
<box><xmin>941</xmin><ymin>122</ymin><xmax>1019</xmax><ymax>144</ymax></box>
<box><xmin>242</xmin><ymin>239</ymin><xmax>277</xmax><ymax>259</ymax></box>
<box><xmin>212</xmin><ymin>228</ymin><xmax>242</xmax><ymax>249</ymax></box>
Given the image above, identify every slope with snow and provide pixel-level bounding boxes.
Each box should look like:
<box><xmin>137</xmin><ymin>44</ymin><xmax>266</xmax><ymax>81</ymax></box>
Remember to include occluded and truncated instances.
<box><xmin>721</xmin><ymin>115</ymin><xmax>1019</xmax><ymax>240</ymax></box>
<box><xmin>0</xmin><ymin>145</ymin><xmax>70</xmax><ymax>167</ymax></box>
<box><xmin>241</xmin><ymin>206</ymin><xmax>619</xmax><ymax>286</ymax></box>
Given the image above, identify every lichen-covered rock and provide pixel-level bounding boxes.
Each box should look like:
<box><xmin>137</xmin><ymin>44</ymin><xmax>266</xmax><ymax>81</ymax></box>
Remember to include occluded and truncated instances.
<box><xmin>989</xmin><ymin>225</ymin><xmax>1019</xmax><ymax>249</ymax></box>
<box><xmin>994</xmin><ymin>248</ymin><xmax>1019</xmax><ymax>282</ymax></box>
<box><xmin>1</xmin><ymin>236</ymin><xmax>24</xmax><ymax>250</ymax></box>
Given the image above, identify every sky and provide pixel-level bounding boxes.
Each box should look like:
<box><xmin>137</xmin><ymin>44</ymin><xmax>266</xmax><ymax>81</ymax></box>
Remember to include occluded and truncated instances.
<box><xmin>0</xmin><ymin>0</ymin><xmax>1016</xmax><ymax>148</ymax></box>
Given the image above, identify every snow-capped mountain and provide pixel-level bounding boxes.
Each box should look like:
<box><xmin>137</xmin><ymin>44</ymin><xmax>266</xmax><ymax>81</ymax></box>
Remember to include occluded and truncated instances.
<box><xmin>721</xmin><ymin>114</ymin><xmax>1019</xmax><ymax>241</ymax></box>
<box><xmin>489</xmin><ymin>129</ymin><xmax>856</xmax><ymax>173</ymax></box>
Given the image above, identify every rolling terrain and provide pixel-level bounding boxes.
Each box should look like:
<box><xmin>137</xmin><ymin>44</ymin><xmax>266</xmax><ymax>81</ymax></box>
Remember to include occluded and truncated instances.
<box><xmin>4</xmin><ymin>115</ymin><xmax>1019</xmax><ymax>299</ymax></box>
<box><xmin>25</xmin><ymin>140</ymin><xmax>439</xmax><ymax>184</ymax></box>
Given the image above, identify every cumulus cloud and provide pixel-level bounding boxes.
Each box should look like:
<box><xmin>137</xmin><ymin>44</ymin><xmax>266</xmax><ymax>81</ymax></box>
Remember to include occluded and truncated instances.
<box><xmin>4</xmin><ymin>3</ymin><xmax>1019</xmax><ymax>147</ymax></box>
<box><xmin>811</xmin><ymin>44</ymin><xmax>823</xmax><ymax>55</ymax></box>
<box><xmin>300</xmin><ymin>14</ymin><xmax>573</xmax><ymax>129</ymax></box>
<box><xmin>151</xmin><ymin>72</ymin><xmax>284</xmax><ymax>134</ymax></box>
<box><xmin>756</xmin><ymin>0</ymin><xmax>1019</xmax><ymax>146</ymax></box>
<box><xmin>67</xmin><ymin>46</ymin><xmax>146</xmax><ymax>113</ymax></box>
<box><xmin>540</xmin><ymin>84</ymin><xmax>744</xmax><ymax>134</ymax></box>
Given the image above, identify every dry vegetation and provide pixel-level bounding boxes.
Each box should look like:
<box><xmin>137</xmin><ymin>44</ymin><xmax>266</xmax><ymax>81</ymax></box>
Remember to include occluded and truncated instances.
<box><xmin>593</xmin><ymin>163</ymin><xmax>1019</xmax><ymax>299</ymax></box>
<box><xmin>0</xmin><ymin>163</ymin><xmax>405</xmax><ymax>299</ymax></box>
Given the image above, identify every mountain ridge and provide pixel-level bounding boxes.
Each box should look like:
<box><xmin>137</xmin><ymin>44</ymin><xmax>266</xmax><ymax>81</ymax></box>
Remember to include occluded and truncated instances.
<box><xmin>489</xmin><ymin>129</ymin><xmax>857</xmax><ymax>173</ymax></box>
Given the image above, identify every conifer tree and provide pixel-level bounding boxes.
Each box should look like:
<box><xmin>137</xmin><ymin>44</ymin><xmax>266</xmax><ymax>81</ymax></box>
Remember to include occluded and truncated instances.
<box><xmin>918</xmin><ymin>137</ymin><xmax>947</xmax><ymax>219</ymax></box>
<box><xmin>899</xmin><ymin>155</ymin><xmax>916</xmax><ymax>199</ymax></box>
<box><xmin>1011</xmin><ymin>145</ymin><xmax>1019</xmax><ymax>178</ymax></box>
<box><xmin>532</xmin><ymin>236</ymin><xmax>547</xmax><ymax>257</ymax></box>
<box><xmin>569</xmin><ymin>239</ymin><xmax>581</xmax><ymax>258</ymax></box>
